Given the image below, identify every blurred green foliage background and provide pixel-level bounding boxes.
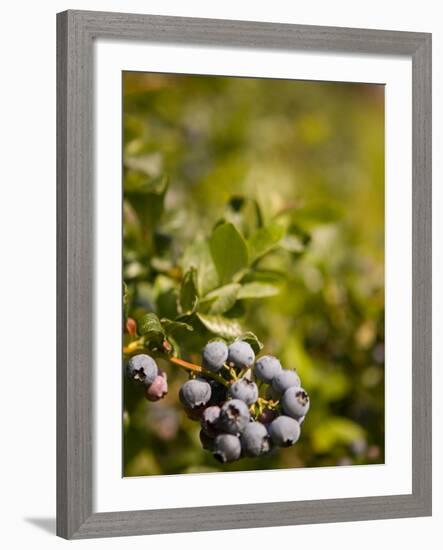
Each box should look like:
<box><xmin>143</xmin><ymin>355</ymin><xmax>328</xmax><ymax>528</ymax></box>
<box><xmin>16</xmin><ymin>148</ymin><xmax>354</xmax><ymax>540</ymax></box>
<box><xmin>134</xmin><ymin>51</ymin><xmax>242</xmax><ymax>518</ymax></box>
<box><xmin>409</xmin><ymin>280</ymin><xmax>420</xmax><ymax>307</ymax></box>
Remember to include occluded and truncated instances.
<box><xmin>123</xmin><ymin>72</ymin><xmax>385</xmax><ymax>476</ymax></box>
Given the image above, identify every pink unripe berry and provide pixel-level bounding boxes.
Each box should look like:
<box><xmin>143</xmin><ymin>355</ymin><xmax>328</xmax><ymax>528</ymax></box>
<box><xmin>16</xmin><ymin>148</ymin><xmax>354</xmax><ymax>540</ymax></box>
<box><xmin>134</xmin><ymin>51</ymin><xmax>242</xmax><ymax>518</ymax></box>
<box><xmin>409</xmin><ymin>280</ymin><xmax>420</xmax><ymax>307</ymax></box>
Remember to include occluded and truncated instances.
<box><xmin>145</xmin><ymin>370</ymin><xmax>168</xmax><ymax>402</ymax></box>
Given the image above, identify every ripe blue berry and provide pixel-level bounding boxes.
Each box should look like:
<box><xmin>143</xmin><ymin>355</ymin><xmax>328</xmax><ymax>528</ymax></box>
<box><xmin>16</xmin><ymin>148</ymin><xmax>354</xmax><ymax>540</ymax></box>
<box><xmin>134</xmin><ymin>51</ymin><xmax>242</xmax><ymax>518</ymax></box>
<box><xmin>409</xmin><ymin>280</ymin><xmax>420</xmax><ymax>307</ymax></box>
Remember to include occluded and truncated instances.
<box><xmin>269</xmin><ymin>415</ymin><xmax>301</xmax><ymax>447</ymax></box>
<box><xmin>228</xmin><ymin>378</ymin><xmax>259</xmax><ymax>405</ymax></box>
<box><xmin>271</xmin><ymin>369</ymin><xmax>301</xmax><ymax>395</ymax></box>
<box><xmin>202</xmin><ymin>341</ymin><xmax>228</xmax><ymax>372</ymax></box>
<box><xmin>179</xmin><ymin>379</ymin><xmax>212</xmax><ymax>409</ymax></box>
<box><xmin>213</xmin><ymin>434</ymin><xmax>242</xmax><ymax>463</ymax></box>
<box><xmin>253</xmin><ymin>355</ymin><xmax>282</xmax><ymax>383</ymax></box>
<box><xmin>127</xmin><ymin>354</ymin><xmax>158</xmax><ymax>386</ymax></box>
<box><xmin>257</xmin><ymin>408</ymin><xmax>277</xmax><ymax>425</ymax></box>
<box><xmin>219</xmin><ymin>399</ymin><xmax>250</xmax><ymax>434</ymax></box>
<box><xmin>199</xmin><ymin>429</ymin><xmax>215</xmax><ymax>451</ymax></box>
<box><xmin>201</xmin><ymin>405</ymin><xmax>221</xmax><ymax>436</ymax></box>
<box><xmin>227</xmin><ymin>341</ymin><xmax>255</xmax><ymax>369</ymax></box>
<box><xmin>241</xmin><ymin>422</ymin><xmax>271</xmax><ymax>457</ymax></box>
<box><xmin>281</xmin><ymin>387</ymin><xmax>310</xmax><ymax>419</ymax></box>
<box><xmin>183</xmin><ymin>404</ymin><xmax>205</xmax><ymax>421</ymax></box>
<box><xmin>198</xmin><ymin>376</ymin><xmax>227</xmax><ymax>406</ymax></box>
<box><xmin>145</xmin><ymin>370</ymin><xmax>168</xmax><ymax>401</ymax></box>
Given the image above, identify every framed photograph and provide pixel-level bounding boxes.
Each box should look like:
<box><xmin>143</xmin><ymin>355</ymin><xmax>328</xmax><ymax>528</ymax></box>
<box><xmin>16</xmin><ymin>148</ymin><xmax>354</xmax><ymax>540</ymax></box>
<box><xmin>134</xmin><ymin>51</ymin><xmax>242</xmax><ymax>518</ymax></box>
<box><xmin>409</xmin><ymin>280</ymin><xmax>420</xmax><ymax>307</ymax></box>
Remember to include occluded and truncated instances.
<box><xmin>57</xmin><ymin>10</ymin><xmax>432</xmax><ymax>539</ymax></box>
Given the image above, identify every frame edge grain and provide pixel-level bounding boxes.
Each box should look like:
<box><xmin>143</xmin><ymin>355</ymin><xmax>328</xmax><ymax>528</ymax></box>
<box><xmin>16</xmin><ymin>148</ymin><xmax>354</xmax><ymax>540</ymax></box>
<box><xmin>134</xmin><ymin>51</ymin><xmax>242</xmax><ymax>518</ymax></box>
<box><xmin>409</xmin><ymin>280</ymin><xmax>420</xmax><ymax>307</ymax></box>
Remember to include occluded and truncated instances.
<box><xmin>57</xmin><ymin>10</ymin><xmax>94</xmax><ymax>539</ymax></box>
<box><xmin>56</xmin><ymin>10</ymin><xmax>68</xmax><ymax>539</ymax></box>
<box><xmin>411</xmin><ymin>33</ymin><xmax>432</xmax><ymax>515</ymax></box>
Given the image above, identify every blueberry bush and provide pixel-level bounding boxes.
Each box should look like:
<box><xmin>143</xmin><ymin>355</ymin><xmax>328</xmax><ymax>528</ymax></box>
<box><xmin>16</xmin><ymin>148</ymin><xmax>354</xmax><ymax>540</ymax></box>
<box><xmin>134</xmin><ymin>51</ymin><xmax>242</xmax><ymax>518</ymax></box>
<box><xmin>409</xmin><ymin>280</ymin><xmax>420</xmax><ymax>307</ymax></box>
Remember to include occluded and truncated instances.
<box><xmin>123</xmin><ymin>73</ymin><xmax>385</xmax><ymax>475</ymax></box>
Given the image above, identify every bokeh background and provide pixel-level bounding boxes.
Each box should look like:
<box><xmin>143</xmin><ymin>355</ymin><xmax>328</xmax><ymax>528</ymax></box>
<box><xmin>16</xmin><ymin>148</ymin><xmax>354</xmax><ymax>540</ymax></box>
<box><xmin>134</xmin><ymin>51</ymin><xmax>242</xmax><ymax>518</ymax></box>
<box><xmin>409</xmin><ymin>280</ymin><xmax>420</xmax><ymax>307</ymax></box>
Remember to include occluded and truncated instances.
<box><xmin>122</xmin><ymin>72</ymin><xmax>385</xmax><ymax>476</ymax></box>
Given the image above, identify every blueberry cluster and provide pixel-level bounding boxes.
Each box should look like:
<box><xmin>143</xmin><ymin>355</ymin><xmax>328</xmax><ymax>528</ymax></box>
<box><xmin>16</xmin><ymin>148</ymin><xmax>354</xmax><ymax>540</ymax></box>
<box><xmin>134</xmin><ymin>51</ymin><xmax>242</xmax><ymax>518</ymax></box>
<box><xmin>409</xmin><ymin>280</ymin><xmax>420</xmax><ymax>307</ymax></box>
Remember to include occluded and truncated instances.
<box><xmin>126</xmin><ymin>354</ymin><xmax>168</xmax><ymax>401</ymax></box>
<box><xmin>179</xmin><ymin>340</ymin><xmax>310</xmax><ymax>463</ymax></box>
<box><xmin>126</xmin><ymin>340</ymin><xmax>309</xmax><ymax>463</ymax></box>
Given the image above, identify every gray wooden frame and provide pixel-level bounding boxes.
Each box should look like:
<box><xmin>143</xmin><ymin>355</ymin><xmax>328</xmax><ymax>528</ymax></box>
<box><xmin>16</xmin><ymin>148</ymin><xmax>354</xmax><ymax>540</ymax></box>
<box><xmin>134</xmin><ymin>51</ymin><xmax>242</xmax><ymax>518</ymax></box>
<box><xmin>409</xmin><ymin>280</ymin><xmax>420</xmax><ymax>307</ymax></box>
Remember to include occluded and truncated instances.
<box><xmin>57</xmin><ymin>9</ymin><xmax>432</xmax><ymax>539</ymax></box>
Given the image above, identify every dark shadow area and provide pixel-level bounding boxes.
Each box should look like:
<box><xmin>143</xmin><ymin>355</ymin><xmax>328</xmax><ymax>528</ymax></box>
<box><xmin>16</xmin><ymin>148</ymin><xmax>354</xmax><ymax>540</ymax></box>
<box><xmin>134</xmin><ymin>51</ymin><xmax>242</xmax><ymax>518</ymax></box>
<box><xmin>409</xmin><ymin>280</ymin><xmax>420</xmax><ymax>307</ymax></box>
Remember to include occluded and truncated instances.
<box><xmin>24</xmin><ymin>517</ymin><xmax>56</xmax><ymax>535</ymax></box>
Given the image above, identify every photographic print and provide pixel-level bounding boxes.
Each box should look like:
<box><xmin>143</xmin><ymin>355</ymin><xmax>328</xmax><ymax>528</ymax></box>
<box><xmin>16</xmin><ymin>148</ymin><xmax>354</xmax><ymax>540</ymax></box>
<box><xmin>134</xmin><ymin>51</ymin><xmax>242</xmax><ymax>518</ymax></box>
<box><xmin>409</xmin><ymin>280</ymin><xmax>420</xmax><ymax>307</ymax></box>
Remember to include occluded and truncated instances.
<box><xmin>122</xmin><ymin>72</ymin><xmax>385</xmax><ymax>477</ymax></box>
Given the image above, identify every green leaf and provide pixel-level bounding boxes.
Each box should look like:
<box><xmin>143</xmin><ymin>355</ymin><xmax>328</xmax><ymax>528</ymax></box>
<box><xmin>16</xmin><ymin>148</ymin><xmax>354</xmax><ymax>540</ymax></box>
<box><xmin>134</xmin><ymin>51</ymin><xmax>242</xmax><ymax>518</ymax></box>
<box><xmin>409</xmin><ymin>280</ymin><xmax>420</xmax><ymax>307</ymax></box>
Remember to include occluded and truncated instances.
<box><xmin>180</xmin><ymin>268</ymin><xmax>199</xmax><ymax>314</ymax></box>
<box><xmin>124</xmin><ymin>174</ymin><xmax>169</xmax><ymax>242</ymax></box>
<box><xmin>161</xmin><ymin>319</ymin><xmax>194</xmax><ymax>335</ymax></box>
<box><xmin>124</xmin><ymin>153</ymin><xmax>163</xmax><ymax>179</ymax></box>
<box><xmin>279</xmin><ymin>234</ymin><xmax>306</xmax><ymax>254</ymax></box>
<box><xmin>181</xmin><ymin>240</ymin><xmax>219</xmax><ymax>296</ymax></box>
<box><xmin>209</xmin><ymin>223</ymin><xmax>249</xmax><ymax>284</ymax></box>
<box><xmin>138</xmin><ymin>312</ymin><xmax>165</xmax><ymax>345</ymax></box>
<box><xmin>237</xmin><ymin>332</ymin><xmax>263</xmax><ymax>353</ymax></box>
<box><xmin>124</xmin><ymin>172</ymin><xmax>168</xmax><ymax>195</ymax></box>
<box><xmin>225</xmin><ymin>196</ymin><xmax>264</xmax><ymax>236</ymax></box>
<box><xmin>311</xmin><ymin>417</ymin><xmax>366</xmax><ymax>454</ymax></box>
<box><xmin>156</xmin><ymin>288</ymin><xmax>179</xmax><ymax>319</ymax></box>
<box><xmin>150</xmin><ymin>256</ymin><xmax>173</xmax><ymax>273</ymax></box>
<box><xmin>203</xmin><ymin>284</ymin><xmax>241</xmax><ymax>315</ymax></box>
<box><xmin>241</xmin><ymin>269</ymin><xmax>286</xmax><ymax>285</ymax></box>
<box><xmin>279</xmin><ymin>224</ymin><xmax>310</xmax><ymax>255</ymax></box>
<box><xmin>123</xmin><ymin>282</ymin><xmax>129</xmax><ymax>322</ymax></box>
<box><xmin>197</xmin><ymin>313</ymin><xmax>243</xmax><ymax>339</ymax></box>
<box><xmin>164</xmin><ymin>333</ymin><xmax>181</xmax><ymax>358</ymax></box>
<box><xmin>248</xmin><ymin>223</ymin><xmax>285</xmax><ymax>263</ymax></box>
<box><xmin>237</xmin><ymin>282</ymin><xmax>280</xmax><ymax>299</ymax></box>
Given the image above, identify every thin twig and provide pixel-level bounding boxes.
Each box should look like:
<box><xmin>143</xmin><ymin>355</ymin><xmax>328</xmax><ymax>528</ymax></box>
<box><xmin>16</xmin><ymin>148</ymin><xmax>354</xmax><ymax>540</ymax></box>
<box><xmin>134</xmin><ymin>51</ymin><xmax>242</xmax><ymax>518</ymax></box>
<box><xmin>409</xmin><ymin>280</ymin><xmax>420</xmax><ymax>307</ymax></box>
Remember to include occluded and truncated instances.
<box><xmin>169</xmin><ymin>356</ymin><xmax>230</xmax><ymax>388</ymax></box>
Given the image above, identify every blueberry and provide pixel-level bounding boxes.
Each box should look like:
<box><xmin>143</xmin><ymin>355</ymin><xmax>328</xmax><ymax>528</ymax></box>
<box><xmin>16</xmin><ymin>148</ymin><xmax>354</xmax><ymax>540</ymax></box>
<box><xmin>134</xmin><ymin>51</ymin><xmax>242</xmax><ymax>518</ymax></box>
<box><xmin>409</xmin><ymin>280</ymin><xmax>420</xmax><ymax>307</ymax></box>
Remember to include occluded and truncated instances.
<box><xmin>179</xmin><ymin>379</ymin><xmax>212</xmax><ymax>409</ymax></box>
<box><xmin>183</xmin><ymin>404</ymin><xmax>205</xmax><ymax>421</ymax></box>
<box><xmin>145</xmin><ymin>370</ymin><xmax>168</xmax><ymax>401</ymax></box>
<box><xmin>213</xmin><ymin>434</ymin><xmax>242</xmax><ymax>463</ymax></box>
<box><xmin>241</xmin><ymin>422</ymin><xmax>271</xmax><ymax>457</ymax></box>
<box><xmin>198</xmin><ymin>376</ymin><xmax>227</xmax><ymax>406</ymax></box>
<box><xmin>219</xmin><ymin>399</ymin><xmax>250</xmax><ymax>434</ymax></box>
<box><xmin>269</xmin><ymin>415</ymin><xmax>301</xmax><ymax>447</ymax></box>
<box><xmin>228</xmin><ymin>378</ymin><xmax>259</xmax><ymax>405</ymax></box>
<box><xmin>126</xmin><ymin>354</ymin><xmax>158</xmax><ymax>386</ymax></box>
<box><xmin>254</xmin><ymin>355</ymin><xmax>282</xmax><ymax>383</ymax></box>
<box><xmin>257</xmin><ymin>408</ymin><xmax>278</xmax><ymax>425</ymax></box>
<box><xmin>281</xmin><ymin>387</ymin><xmax>310</xmax><ymax>419</ymax></box>
<box><xmin>201</xmin><ymin>405</ymin><xmax>221</xmax><ymax>436</ymax></box>
<box><xmin>202</xmin><ymin>341</ymin><xmax>228</xmax><ymax>372</ymax></box>
<box><xmin>199</xmin><ymin>429</ymin><xmax>215</xmax><ymax>451</ymax></box>
<box><xmin>227</xmin><ymin>341</ymin><xmax>255</xmax><ymax>369</ymax></box>
<box><xmin>271</xmin><ymin>369</ymin><xmax>301</xmax><ymax>395</ymax></box>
